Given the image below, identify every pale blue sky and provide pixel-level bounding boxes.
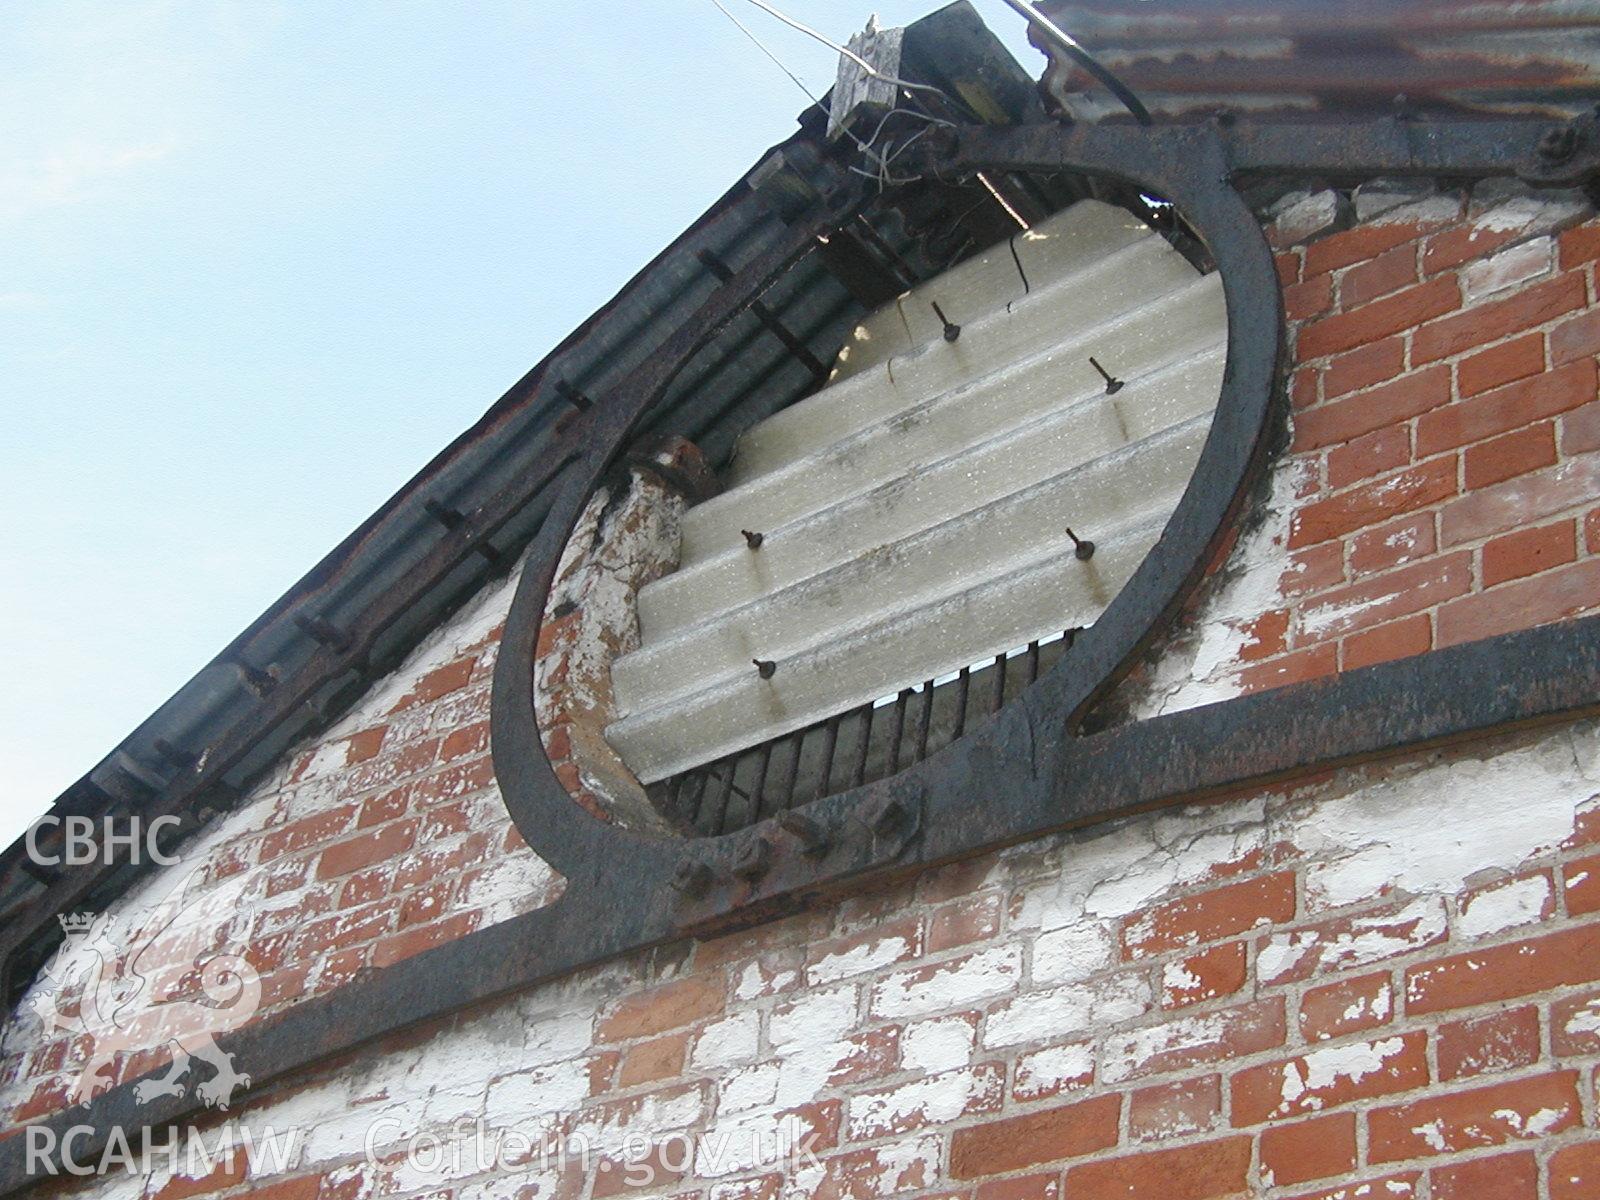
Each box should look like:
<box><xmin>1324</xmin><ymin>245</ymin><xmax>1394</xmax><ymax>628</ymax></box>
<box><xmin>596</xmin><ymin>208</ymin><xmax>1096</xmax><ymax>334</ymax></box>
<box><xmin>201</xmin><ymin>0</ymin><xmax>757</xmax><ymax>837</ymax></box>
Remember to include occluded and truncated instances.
<box><xmin>0</xmin><ymin>2</ymin><xmax>1041</xmax><ymax>847</ymax></box>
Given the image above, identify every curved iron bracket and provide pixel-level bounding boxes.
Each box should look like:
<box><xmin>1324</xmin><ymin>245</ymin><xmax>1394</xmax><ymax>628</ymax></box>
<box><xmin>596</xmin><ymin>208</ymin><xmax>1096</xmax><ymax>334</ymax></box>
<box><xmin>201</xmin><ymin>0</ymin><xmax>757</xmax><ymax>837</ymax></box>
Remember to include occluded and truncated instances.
<box><xmin>489</xmin><ymin>120</ymin><xmax>1283</xmax><ymax>926</ymax></box>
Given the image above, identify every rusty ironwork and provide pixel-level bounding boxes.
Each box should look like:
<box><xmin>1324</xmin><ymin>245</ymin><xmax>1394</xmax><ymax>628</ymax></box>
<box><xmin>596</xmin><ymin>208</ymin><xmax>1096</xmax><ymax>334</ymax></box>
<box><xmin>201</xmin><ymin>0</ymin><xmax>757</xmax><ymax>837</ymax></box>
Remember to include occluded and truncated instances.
<box><xmin>6</xmin><ymin>112</ymin><xmax>1600</xmax><ymax>1196</ymax></box>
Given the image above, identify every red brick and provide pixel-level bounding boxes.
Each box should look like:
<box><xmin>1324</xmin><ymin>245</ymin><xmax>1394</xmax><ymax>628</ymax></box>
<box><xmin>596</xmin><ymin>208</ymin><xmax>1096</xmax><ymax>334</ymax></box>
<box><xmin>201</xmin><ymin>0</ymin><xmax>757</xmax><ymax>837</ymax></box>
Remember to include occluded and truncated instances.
<box><xmin>1423</xmin><ymin>223</ymin><xmax>1525</xmax><ymax>274</ymax></box>
<box><xmin>590</xmin><ymin>1142</ymin><xmax>687</xmax><ymax>1199</ymax></box>
<box><xmin>1414</xmin><ymin>273</ymin><xmax>1587</xmax><ymax>363</ymax></box>
<box><xmin>1290</xmin><ymin>457</ymin><xmax>1457</xmax><ymax>548</ymax></box>
<box><xmin>1427</xmin><ymin>362</ymin><xmax>1594</xmax><ymax>460</ymax></box>
<box><xmin>1437</xmin><ymin>557</ymin><xmax>1600</xmax><ymax>646</ymax></box>
<box><xmin>1123</xmin><ymin>873</ymin><xmax>1296</xmax><ymax>957</ymax></box>
<box><xmin>1308</xmin><ymin>223</ymin><xmax>1435</xmax><ymax>277</ymax></box>
<box><xmin>1282</xmin><ymin>543</ymin><xmax>1346</xmax><ymax>598</ymax></box>
<box><xmin>1283</xmin><ymin>1177</ymin><xmax>1418</xmax><ymax>1200</ymax></box>
<box><xmin>1550</xmin><ymin>1139</ymin><xmax>1600</xmax><ymax>1200</ymax></box>
<box><xmin>1277</xmin><ymin>251</ymin><xmax>1302</xmax><ymax>285</ymax></box>
<box><xmin>1430</xmin><ymin>1151</ymin><xmax>1537</xmax><ymax>1200</ymax></box>
<box><xmin>1407</xmin><ymin>922</ymin><xmax>1600</xmax><ymax>1013</ymax></box>
<box><xmin>247</xmin><ymin>1176</ymin><xmax>323</xmax><ymax>1200</ymax></box>
<box><xmin>1293</xmin><ymin>365</ymin><xmax>1451</xmax><ymax>451</ymax></box>
<box><xmin>848</xmin><ymin>1064</ymin><xmax>1004</xmax><ymax>1139</ymax></box>
<box><xmin>357</xmin><ymin>785</ymin><xmax>409</xmax><ymax>829</ymax></box>
<box><xmin>1563</xmin><ymin>399</ymin><xmax>1600</xmax><ymax>453</ymax></box>
<box><xmin>1437</xmin><ymin>1006</ymin><xmax>1540</xmax><ymax>1083</ymax></box>
<box><xmin>390</xmin><ymin>657</ymin><xmax>476</xmax><ymax>712</ymax></box>
<box><xmin>1237</xmin><ymin>644</ymin><xmax>1339</xmax><ymax>694</ymax></box>
<box><xmin>1261</xmin><ymin>899</ymin><xmax>1447</xmax><ymax>985</ymax></box>
<box><xmin>1552</xmin><ymin>987</ymin><xmax>1600</xmax><ymax>1056</ymax></box>
<box><xmin>1440</xmin><ymin>455</ymin><xmax>1600</xmax><ymax>546</ymax></box>
<box><xmin>346</xmin><ymin>726</ymin><xmax>387</xmax><ymax>764</ymax></box>
<box><xmin>1342</xmin><ymin>244</ymin><xmax>1420</xmax><ymax>307</ymax></box>
<box><xmin>1106</xmin><ymin>998</ymin><xmax>1285</xmax><ymax>1080</ymax></box>
<box><xmin>295</xmin><ymin>903</ymin><xmax>393</xmax><ymax>957</ymax></box>
<box><xmin>1013</xmin><ymin>1039</ymin><xmax>1094</xmax><ymax>1102</ymax></box>
<box><xmin>1342</xmin><ymin>613</ymin><xmax>1432</xmax><ymax>670</ymax></box>
<box><xmin>370</xmin><ymin>911</ymin><xmax>480</xmax><ymax>967</ymax></box>
<box><xmin>1299</xmin><ymin>277</ymin><xmax>1461</xmax><ymax>360</ymax></box>
<box><xmin>1323</xmin><ymin>338</ymin><xmax>1406</xmax><ymax>400</ymax></box>
<box><xmin>1237</xmin><ymin>608</ymin><xmax>1290</xmax><ymax>662</ymax></box>
<box><xmin>597</xmin><ymin>976</ymin><xmax>726</xmax><ymax>1041</ymax></box>
<box><xmin>1482</xmin><ymin>519</ymin><xmax>1577</xmax><ymax>587</ymax></box>
<box><xmin>1162</xmin><ymin>942</ymin><xmax>1248</xmax><ymax>1008</ymax></box>
<box><xmin>1349</xmin><ymin>514</ymin><xmax>1436</xmax><ymax>577</ymax></box>
<box><xmin>1327</xmin><ymin>426</ymin><xmax>1409</xmax><ymax>490</ymax></box>
<box><xmin>147</xmin><ymin>1157</ymin><xmax>248</xmax><ymax>1200</ymax></box>
<box><xmin>1291</xmin><ymin>367</ymin><xmax>1319</xmax><ymax>409</ymax></box>
<box><xmin>1458</xmin><ymin>332</ymin><xmax>1545</xmax><ymax>397</ymax></box>
<box><xmin>1261</xmin><ymin>1114</ymin><xmax>1357</xmax><ymax>1189</ymax></box>
<box><xmin>1286</xmin><ymin>273</ymin><xmax>1334</xmax><ymax>321</ymax></box>
<box><xmin>1232</xmin><ymin>1031</ymin><xmax>1427</xmax><ymax>1125</ymax></box>
<box><xmin>1297</xmin><ymin>552</ymin><xmax>1471</xmax><ymax>642</ymax></box>
<box><xmin>1298</xmin><ymin>973</ymin><xmax>1392</xmax><ymax>1042</ymax></box>
<box><xmin>1551</xmin><ymin>307</ymin><xmax>1600</xmax><ymax>365</ymax></box>
<box><xmin>970</xmin><ymin>1176</ymin><xmax>1059</xmax><ymax>1200</ymax></box>
<box><xmin>1565</xmin><ymin>852</ymin><xmax>1600</xmax><ymax>915</ymax></box>
<box><xmin>948</xmin><ymin>1094</ymin><xmax>1120</xmax><ymax>1178</ymax></box>
<box><xmin>928</xmin><ymin>894</ymin><xmax>1001</xmax><ymax>952</ymax></box>
<box><xmin>1559</xmin><ymin>221</ymin><xmax>1600</xmax><ymax>270</ymax></box>
<box><xmin>1128</xmin><ymin>1076</ymin><xmax>1221</xmax><ymax>1142</ymax></box>
<box><xmin>440</xmin><ymin>720</ymin><xmax>490</xmax><ymax>762</ymax></box>
<box><xmin>806</xmin><ymin>916</ymin><xmax>923</xmax><ymax>983</ymax></box>
<box><xmin>315</xmin><ymin>820</ymin><xmax>418</xmax><ymax>880</ymax></box>
<box><xmin>1463</xmin><ymin>422</ymin><xmax>1557</xmax><ymax>490</ymax></box>
<box><xmin>260</xmin><ymin>805</ymin><xmax>358</xmax><ymax>863</ymax></box>
<box><xmin>1368</xmin><ymin>1071</ymin><xmax>1582</xmax><ymax>1161</ymax></box>
<box><xmin>1063</xmin><ymin>1137</ymin><xmax>1251</xmax><ymax>1200</ymax></box>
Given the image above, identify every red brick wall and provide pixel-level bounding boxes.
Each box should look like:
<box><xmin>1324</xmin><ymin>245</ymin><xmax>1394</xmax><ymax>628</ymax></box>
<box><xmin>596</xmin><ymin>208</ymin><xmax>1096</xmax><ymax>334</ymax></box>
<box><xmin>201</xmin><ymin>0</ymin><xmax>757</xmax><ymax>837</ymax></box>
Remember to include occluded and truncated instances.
<box><xmin>5</xmin><ymin>185</ymin><xmax>1600</xmax><ymax>1200</ymax></box>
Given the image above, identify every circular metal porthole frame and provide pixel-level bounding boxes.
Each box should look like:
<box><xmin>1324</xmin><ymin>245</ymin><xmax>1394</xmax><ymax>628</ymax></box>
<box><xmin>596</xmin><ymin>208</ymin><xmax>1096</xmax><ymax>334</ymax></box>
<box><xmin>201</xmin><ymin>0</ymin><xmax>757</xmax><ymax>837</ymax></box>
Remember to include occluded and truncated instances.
<box><xmin>491</xmin><ymin>122</ymin><xmax>1283</xmax><ymax>924</ymax></box>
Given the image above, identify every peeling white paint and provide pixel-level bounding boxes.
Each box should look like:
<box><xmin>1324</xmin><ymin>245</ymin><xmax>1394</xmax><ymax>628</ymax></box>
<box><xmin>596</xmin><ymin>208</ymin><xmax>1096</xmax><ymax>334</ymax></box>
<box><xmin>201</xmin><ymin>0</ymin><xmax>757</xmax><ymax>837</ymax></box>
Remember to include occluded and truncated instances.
<box><xmin>1277</xmin><ymin>1038</ymin><xmax>1406</xmax><ymax>1115</ymax></box>
<box><xmin>899</xmin><ymin>1015</ymin><xmax>976</xmax><ymax>1075</ymax></box>
<box><xmin>1457</xmin><ymin>874</ymin><xmax>1551</xmax><ymax>938</ymax></box>
<box><xmin>1294</xmin><ymin>726</ymin><xmax>1591</xmax><ymax>909</ymax></box>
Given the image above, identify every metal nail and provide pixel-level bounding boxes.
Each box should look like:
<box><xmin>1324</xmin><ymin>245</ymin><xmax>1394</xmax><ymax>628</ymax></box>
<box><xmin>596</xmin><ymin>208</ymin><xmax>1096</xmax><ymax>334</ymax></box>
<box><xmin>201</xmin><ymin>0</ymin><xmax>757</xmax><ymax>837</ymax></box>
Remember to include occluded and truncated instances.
<box><xmin>753</xmin><ymin>659</ymin><xmax>777</xmax><ymax>679</ymax></box>
<box><xmin>931</xmin><ymin>301</ymin><xmax>961</xmax><ymax>342</ymax></box>
<box><xmin>1088</xmin><ymin>356</ymin><xmax>1124</xmax><ymax>395</ymax></box>
<box><xmin>1065</xmin><ymin>528</ymin><xmax>1096</xmax><ymax>561</ymax></box>
<box><xmin>742</xmin><ymin>529</ymin><xmax>765</xmax><ymax>550</ymax></box>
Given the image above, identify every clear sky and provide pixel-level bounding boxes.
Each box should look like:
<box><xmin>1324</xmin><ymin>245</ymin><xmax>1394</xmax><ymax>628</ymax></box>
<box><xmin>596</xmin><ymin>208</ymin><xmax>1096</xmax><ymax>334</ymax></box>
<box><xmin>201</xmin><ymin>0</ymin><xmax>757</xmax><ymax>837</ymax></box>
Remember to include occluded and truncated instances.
<box><xmin>0</xmin><ymin>2</ymin><xmax>1042</xmax><ymax>849</ymax></box>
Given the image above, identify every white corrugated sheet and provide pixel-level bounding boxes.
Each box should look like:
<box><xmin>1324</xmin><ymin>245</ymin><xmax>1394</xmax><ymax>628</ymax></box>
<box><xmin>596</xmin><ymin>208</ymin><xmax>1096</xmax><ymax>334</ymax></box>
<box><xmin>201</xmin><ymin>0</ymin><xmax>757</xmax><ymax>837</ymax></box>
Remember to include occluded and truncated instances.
<box><xmin>606</xmin><ymin>200</ymin><xmax>1227</xmax><ymax>782</ymax></box>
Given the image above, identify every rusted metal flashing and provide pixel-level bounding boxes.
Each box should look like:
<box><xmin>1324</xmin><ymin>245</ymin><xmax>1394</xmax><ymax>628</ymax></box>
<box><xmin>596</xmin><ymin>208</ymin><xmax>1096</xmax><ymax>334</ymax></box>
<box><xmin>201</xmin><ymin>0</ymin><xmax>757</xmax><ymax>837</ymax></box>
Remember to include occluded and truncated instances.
<box><xmin>1037</xmin><ymin>0</ymin><xmax>1600</xmax><ymax>122</ymax></box>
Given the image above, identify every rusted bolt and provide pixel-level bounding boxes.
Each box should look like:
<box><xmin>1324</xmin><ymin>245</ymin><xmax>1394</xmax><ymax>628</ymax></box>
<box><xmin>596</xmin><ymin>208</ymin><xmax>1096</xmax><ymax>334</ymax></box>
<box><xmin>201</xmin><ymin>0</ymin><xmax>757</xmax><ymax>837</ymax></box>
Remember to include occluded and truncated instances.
<box><xmin>779</xmin><ymin>810</ymin><xmax>830</xmax><ymax>856</ymax></box>
<box><xmin>753</xmin><ymin>658</ymin><xmax>777</xmax><ymax>679</ymax></box>
<box><xmin>1539</xmin><ymin>124</ymin><xmax>1579</xmax><ymax>165</ymax></box>
<box><xmin>733</xmin><ymin>836</ymin><xmax>773</xmax><ymax>881</ymax></box>
<box><xmin>930</xmin><ymin>301</ymin><xmax>961</xmax><ymax>343</ymax></box>
<box><xmin>1065</xmin><ymin>528</ymin><xmax>1096</xmax><ymax>561</ymax></box>
<box><xmin>1088</xmin><ymin>356</ymin><xmax>1124</xmax><ymax>395</ymax></box>
<box><xmin>671</xmin><ymin>858</ymin><xmax>715</xmax><ymax>898</ymax></box>
<box><xmin>742</xmin><ymin>529</ymin><xmax>765</xmax><ymax>550</ymax></box>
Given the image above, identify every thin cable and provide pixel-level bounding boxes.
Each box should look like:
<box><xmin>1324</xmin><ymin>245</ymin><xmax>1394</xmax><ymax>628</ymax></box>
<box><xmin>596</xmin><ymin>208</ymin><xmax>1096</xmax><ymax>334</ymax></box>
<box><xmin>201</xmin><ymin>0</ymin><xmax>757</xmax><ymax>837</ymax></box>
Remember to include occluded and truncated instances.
<box><xmin>994</xmin><ymin>0</ymin><xmax>1152</xmax><ymax>126</ymax></box>
<box><xmin>708</xmin><ymin>0</ymin><xmax>826</xmax><ymax>110</ymax></box>
<box><xmin>706</xmin><ymin>0</ymin><xmax>874</xmax><ymax>156</ymax></box>
<box><xmin>738</xmin><ymin>0</ymin><xmax>950</xmax><ymax>101</ymax></box>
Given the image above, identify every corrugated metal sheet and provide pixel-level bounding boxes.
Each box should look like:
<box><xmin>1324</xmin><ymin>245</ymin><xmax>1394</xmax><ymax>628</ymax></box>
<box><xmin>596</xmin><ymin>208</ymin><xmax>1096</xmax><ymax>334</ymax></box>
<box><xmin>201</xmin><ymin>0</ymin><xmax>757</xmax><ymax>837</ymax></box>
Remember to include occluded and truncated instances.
<box><xmin>607</xmin><ymin>199</ymin><xmax>1227</xmax><ymax>781</ymax></box>
<box><xmin>1036</xmin><ymin>0</ymin><xmax>1600</xmax><ymax>121</ymax></box>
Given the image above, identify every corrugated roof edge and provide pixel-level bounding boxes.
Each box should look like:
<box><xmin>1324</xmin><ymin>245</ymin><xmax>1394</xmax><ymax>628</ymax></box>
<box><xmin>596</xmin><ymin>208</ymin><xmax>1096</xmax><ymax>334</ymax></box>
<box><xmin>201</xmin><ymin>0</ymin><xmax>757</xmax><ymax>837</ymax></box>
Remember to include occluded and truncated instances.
<box><xmin>1037</xmin><ymin>0</ymin><xmax>1600</xmax><ymax>122</ymax></box>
